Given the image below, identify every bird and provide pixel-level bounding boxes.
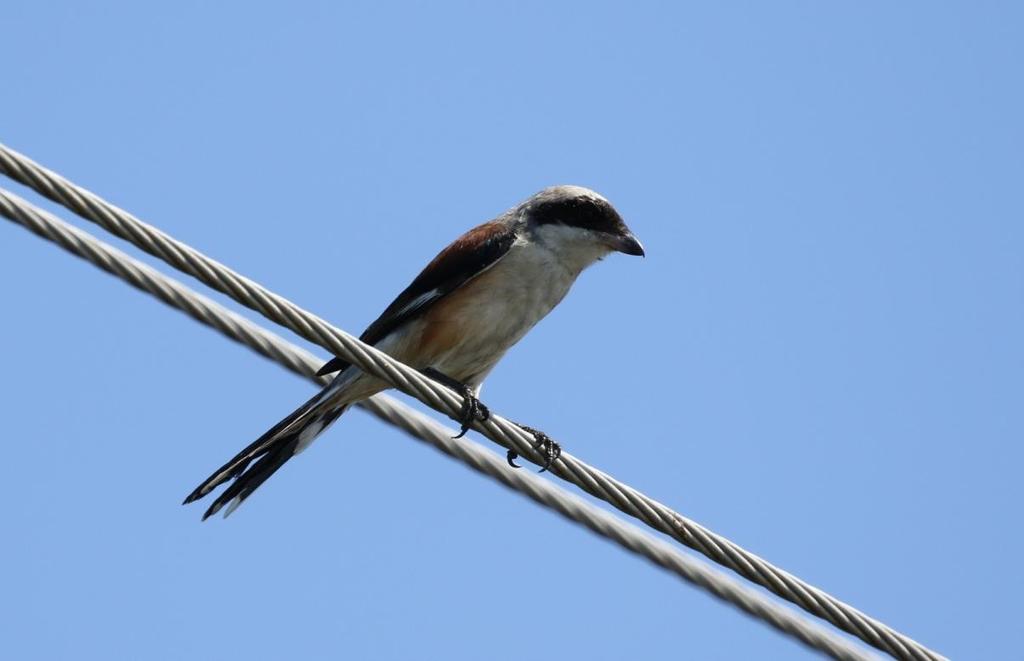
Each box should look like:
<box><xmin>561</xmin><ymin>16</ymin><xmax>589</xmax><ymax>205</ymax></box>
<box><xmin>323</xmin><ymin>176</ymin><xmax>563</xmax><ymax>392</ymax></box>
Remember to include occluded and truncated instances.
<box><xmin>183</xmin><ymin>185</ymin><xmax>644</xmax><ymax>519</ymax></box>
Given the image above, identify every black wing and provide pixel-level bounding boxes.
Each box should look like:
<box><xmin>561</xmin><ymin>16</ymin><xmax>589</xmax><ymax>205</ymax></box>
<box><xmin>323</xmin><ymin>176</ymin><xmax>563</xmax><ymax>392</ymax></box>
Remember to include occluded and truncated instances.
<box><xmin>316</xmin><ymin>220</ymin><xmax>516</xmax><ymax>376</ymax></box>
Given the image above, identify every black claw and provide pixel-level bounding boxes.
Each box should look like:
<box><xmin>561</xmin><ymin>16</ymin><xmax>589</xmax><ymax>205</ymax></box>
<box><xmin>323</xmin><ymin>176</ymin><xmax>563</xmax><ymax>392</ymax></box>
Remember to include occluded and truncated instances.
<box><xmin>420</xmin><ymin>368</ymin><xmax>489</xmax><ymax>439</ymax></box>
<box><xmin>418</xmin><ymin>369</ymin><xmax>559</xmax><ymax>467</ymax></box>
<box><xmin>452</xmin><ymin>386</ymin><xmax>489</xmax><ymax>439</ymax></box>
<box><xmin>536</xmin><ymin>435</ymin><xmax>561</xmax><ymax>473</ymax></box>
<box><xmin>512</xmin><ymin>423</ymin><xmax>561</xmax><ymax>472</ymax></box>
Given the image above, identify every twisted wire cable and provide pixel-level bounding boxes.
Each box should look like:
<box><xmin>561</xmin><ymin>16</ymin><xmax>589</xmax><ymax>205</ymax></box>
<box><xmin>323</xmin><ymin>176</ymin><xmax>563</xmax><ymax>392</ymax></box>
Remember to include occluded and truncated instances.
<box><xmin>0</xmin><ymin>189</ymin><xmax>876</xmax><ymax>661</ymax></box>
<box><xmin>0</xmin><ymin>142</ymin><xmax>942</xmax><ymax>660</ymax></box>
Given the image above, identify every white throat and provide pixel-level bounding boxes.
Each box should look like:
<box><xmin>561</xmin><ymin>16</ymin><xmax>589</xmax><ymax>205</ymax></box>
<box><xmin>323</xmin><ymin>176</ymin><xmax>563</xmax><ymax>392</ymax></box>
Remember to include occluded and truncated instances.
<box><xmin>528</xmin><ymin>223</ymin><xmax>611</xmax><ymax>276</ymax></box>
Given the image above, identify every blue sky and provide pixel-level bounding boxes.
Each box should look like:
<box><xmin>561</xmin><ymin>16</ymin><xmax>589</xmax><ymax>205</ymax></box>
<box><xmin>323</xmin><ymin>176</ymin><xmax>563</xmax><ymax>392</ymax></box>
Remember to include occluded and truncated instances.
<box><xmin>1</xmin><ymin>2</ymin><xmax>1021</xmax><ymax>659</ymax></box>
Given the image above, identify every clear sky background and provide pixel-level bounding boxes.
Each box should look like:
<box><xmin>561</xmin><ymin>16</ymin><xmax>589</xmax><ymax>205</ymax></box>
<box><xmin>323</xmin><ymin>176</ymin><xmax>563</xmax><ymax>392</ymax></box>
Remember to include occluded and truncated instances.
<box><xmin>1</xmin><ymin>3</ymin><xmax>1021</xmax><ymax>659</ymax></box>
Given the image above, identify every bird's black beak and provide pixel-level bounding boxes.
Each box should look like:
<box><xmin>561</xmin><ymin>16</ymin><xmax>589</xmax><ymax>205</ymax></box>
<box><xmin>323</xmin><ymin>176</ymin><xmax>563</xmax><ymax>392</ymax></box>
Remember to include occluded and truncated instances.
<box><xmin>607</xmin><ymin>229</ymin><xmax>645</xmax><ymax>257</ymax></box>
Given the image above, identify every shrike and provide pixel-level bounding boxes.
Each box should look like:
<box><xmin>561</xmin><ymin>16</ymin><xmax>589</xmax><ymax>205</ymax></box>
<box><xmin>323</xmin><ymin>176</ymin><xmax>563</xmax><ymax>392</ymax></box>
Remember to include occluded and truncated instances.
<box><xmin>184</xmin><ymin>185</ymin><xmax>644</xmax><ymax>519</ymax></box>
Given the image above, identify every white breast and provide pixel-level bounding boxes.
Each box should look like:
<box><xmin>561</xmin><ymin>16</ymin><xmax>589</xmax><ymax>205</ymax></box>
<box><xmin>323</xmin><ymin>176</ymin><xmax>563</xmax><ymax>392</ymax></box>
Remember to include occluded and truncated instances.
<box><xmin>417</xmin><ymin>229</ymin><xmax>607</xmax><ymax>388</ymax></box>
<box><xmin>469</xmin><ymin>238</ymin><xmax>578</xmax><ymax>341</ymax></box>
<box><xmin>368</xmin><ymin>223</ymin><xmax>613</xmax><ymax>394</ymax></box>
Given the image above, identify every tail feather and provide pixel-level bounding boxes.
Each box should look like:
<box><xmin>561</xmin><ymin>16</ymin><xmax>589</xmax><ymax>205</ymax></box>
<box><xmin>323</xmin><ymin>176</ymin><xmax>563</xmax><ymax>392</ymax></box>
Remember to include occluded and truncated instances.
<box><xmin>202</xmin><ymin>436</ymin><xmax>301</xmax><ymax>519</ymax></box>
<box><xmin>183</xmin><ymin>383</ymin><xmax>349</xmax><ymax>519</ymax></box>
<box><xmin>316</xmin><ymin>356</ymin><xmax>350</xmax><ymax>377</ymax></box>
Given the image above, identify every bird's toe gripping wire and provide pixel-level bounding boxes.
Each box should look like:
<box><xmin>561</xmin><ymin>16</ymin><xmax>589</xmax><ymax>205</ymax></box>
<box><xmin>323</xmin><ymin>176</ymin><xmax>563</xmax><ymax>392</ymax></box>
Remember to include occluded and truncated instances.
<box><xmin>507</xmin><ymin>423</ymin><xmax>562</xmax><ymax>473</ymax></box>
<box><xmin>419</xmin><ymin>368</ymin><xmax>560</xmax><ymax>470</ymax></box>
<box><xmin>454</xmin><ymin>387</ymin><xmax>490</xmax><ymax>439</ymax></box>
<box><xmin>420</xmin><ymin>368</ymin><xmax>490</xmax><ymax>439</ymax></box>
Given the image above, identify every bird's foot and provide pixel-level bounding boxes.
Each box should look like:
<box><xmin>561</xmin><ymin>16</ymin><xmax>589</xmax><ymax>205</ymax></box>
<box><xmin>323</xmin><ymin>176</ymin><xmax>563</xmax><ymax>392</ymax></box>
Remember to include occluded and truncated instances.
<box><xmin>454</xmin><ymin>386</ymin><xmax>489</xmax><ymax>439</ymax></box>
<box><xmin>507</xmin><ymin>424</ymin><xmax>562</xmax><ymax>473</ymax></box>
<box><xmin>421</xmin><ymin>368</ymin><xmax>490</xmax><ymax>439</ymax></box>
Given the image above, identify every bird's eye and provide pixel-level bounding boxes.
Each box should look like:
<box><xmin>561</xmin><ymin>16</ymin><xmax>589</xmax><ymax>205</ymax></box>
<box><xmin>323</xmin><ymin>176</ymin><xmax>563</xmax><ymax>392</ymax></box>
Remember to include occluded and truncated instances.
<box><xmin>534</xmin><ymin>197</ymin><xmax>614</xmax><ymax>232</ymax></box>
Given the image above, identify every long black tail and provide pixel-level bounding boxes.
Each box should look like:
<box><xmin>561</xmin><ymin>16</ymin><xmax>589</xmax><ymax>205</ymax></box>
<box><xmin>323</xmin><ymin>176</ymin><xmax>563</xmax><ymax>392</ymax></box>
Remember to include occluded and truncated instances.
<box><xmin>183</xmin><ymin>386</ymin><xmax>348</xmax><ymax>520</ymax></box>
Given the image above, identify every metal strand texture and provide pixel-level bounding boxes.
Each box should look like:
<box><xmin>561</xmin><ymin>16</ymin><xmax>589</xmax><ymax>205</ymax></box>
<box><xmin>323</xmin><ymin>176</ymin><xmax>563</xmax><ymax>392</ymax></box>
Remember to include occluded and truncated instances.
<box><xmin>0</xmin><ymin>188</ymin><xmax>880</xmax><ymax>660</ymax></box>
<box><xmin>0</xmin><ymin>142</ymin><xmax>942</xmax><ymax>661</ymax></box>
